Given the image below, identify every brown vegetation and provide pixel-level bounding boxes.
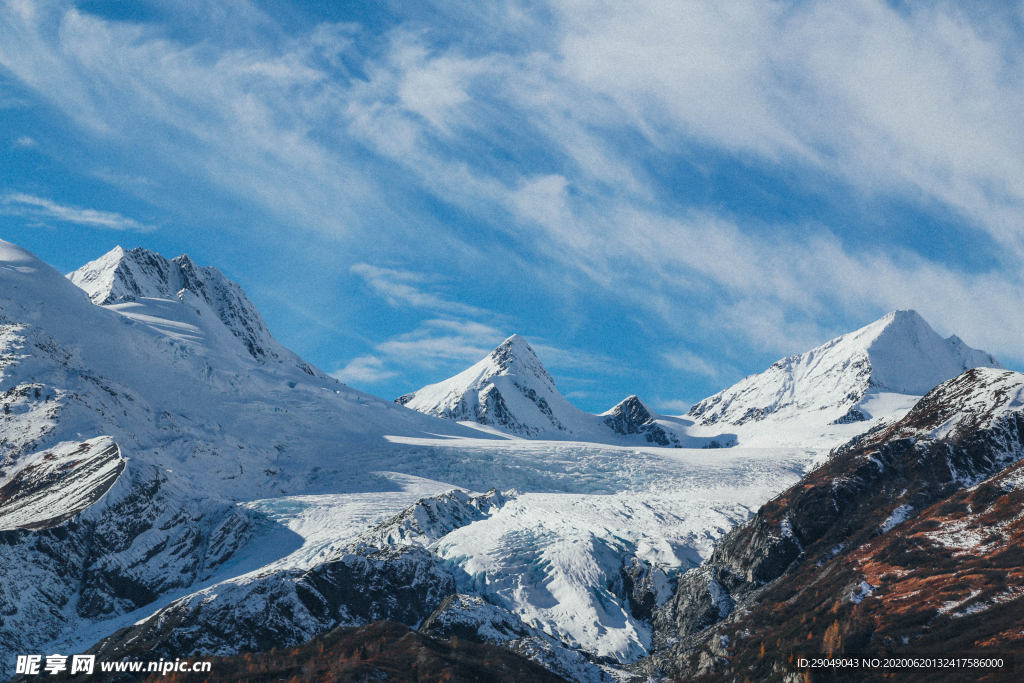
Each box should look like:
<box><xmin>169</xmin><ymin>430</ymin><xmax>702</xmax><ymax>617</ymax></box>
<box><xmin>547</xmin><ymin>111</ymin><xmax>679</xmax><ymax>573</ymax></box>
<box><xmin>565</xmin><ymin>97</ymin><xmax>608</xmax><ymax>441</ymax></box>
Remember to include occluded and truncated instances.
<box><xmin>140</xmin><ymin>620</ymin><xmax>569</xmax><ymax>683</ymax></box>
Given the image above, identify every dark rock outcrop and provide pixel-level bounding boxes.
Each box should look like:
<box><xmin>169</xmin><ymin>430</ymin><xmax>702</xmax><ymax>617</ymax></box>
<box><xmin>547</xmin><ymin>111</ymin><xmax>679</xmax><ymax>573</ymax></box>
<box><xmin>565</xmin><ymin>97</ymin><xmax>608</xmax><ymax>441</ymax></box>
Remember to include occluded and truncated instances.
<box><xmin>644</xmin><ymin>368</ymin><xmax>1024</xmax><ymax>681</ymax></box>
<box><xmin>602</xmin><ymin>396</ymin><xmax>680</xmax><ymax>447</ymax></box>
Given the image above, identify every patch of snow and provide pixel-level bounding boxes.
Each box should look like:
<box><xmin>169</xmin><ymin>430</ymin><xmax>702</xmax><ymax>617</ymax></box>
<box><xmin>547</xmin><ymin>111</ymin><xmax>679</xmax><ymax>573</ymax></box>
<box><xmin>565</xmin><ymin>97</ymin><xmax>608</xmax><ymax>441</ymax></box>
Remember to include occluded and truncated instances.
<box><xmin>850</xmin><ymin>581</ymin><xmax>875</xmax><ymax>604</ymax></box>
<box><xmin>880</xmin><ymin>505</ymin><xmax>914</xmax><ymax>533</ymax></box>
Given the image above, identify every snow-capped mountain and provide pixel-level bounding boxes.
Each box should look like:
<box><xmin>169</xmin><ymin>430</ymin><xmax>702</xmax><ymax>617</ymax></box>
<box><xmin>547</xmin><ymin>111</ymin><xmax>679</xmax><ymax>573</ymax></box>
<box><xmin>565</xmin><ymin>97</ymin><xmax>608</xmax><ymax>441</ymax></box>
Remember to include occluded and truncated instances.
<box><xmin>396</xmin><ymin>335</ymin><xmax>580</xmax><ymax>437</ymax></box>
<box><xmin>0</xmin><ymin>239</ymin><xmax>503</xmax><ymax>670</ymax></box>
<box><xmin>8</xmin><ymin>238</ymin><xmax>1014</xmax><ymax>683</ymax></box>
<box><xmin>68</xmin><ymin>245</ymin><xmax>318</xmax><ymax>374</ymax></box>
<box><xmin>684</xmin><ymin>310</ymin><xmax>1003</xmax><ymax>448</ymax></box>
<box><xmin>0</xmin><ymin>239</ymin><xmax>812</xmax><ymax>681</ymax></box>
<box><xmin>646</xmin><ymin>367</ymin><xmax>1024</xmax><ymax>680</ymax></box>
<box><xmin>600</xmin><ymin>395</ymin><xmax>680</xmax><ymax>447</ymax></box>
<box><xmin>398</xmin><ymin>336</ymin><xmax>694</xmax><ymax>446</ymax></box>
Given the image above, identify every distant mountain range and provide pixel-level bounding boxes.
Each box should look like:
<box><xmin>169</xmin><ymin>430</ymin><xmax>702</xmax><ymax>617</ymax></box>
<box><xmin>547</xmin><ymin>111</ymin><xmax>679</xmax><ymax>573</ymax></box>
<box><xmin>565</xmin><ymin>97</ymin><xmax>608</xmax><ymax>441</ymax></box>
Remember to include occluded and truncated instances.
<box><xmin>398</xmin><ymin>310</ymin><xmax>1003</xmax><ymax>449</ymax></box>
<box><xmin>1</xmin><ymin>238</ymin><xmax>1021</xmax><ymax>683</ymax></box>
<box><xmin>396</xmin><ymin>334</ymin><xmax>686</xmax><ymax>447</ymax></box>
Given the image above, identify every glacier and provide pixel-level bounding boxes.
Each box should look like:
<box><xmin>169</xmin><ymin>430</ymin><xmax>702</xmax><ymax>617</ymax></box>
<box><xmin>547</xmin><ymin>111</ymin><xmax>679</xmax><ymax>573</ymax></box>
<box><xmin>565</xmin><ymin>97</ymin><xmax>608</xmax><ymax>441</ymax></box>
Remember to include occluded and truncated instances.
<box><xmin>0</xmin><ymin>239</ymin><xmax>1008</xmax><ymax>681</ymax></box>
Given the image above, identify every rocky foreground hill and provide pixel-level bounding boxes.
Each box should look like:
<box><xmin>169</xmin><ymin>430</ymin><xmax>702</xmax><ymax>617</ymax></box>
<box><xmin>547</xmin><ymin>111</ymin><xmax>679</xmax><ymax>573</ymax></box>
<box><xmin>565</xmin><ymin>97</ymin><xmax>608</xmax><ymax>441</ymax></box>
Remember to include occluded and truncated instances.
<box><xmin>639</xmin><ymin>367</ymin><xmax>1024</xmax><ymax>682</ymax></box>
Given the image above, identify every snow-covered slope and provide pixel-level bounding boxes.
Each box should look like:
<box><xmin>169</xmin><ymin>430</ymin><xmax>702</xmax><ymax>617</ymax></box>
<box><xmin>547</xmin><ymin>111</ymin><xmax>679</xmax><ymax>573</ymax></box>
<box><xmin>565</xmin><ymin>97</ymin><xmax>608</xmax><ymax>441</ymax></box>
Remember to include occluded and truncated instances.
<box><xmin>68</xmin><ymin>245</ymin><xmax>319</xmax><ymax>374</ymax></box>
<box><xmin>684</xmin><ymin>310</ymin><xmax>1003</xmax><ymax>447</ymax></box>
<box><xmin>0</xmin><ymin>238</ymin><xmax>819</xmax><ymax>681</ymax></box>
<box><xmin>399</xmin><ymin>336</ymin><xmax>700</xmax><ymax>446</ymax></box>
<box><xmin>397</xmin><ymin>335</ymin><xmax>584</xmax><ymax>437</ymax></box>
<box><xmin>0</xmin><ymin>238</ymin><xmax>508</xmax><ymax>669</ymax></box>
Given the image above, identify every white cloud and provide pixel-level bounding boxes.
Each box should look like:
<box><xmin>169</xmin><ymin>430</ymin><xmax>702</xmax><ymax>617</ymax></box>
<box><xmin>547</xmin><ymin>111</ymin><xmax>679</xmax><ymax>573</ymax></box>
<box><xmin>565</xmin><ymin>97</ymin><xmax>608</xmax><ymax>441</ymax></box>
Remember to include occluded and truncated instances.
<box><xmin>332</xmin><ymin>317</ymin><xmax>503</xmax><ymax>388</ymax></box>
<box><xmin>3</xmin><ymin>0</ymin><xmax>1024</xmax><ymax>372</ymax></box>
<box><xmin>653</xmin><ymin>398</ymin><xmax>692</xmax><ymax>416</ymax></box>
<box><xmin>662</xmin><ymin>349</ymin><xmax>726</xmax><ymax>380</ymax></box>
<box><xmin>331</xmin><ymin>355</ymin><xmax>398</xmax><ymax>384</ymax></box>
<box><xmin>375</xmin><ymin>318</ymin><xmax>506</xmax><ymax>367</ymax></box>
<box><xmin>549</xmin><ymin>0</ymin><xmax>1024</xmax><ymax>256</ymax></box>
<box><xmin>0</xmin><ymin>192</ymin><xmax>155</xmax><ymax>231</ymax></box>
<box><xmin>350</xmin><ymin>263</ymin><xmax>487</xmax><ymax>316</ymax></box>
<box><xmin>12</xmin><ymin>136</ymin><xmax>36</xmax><ymax>148</ymax></box>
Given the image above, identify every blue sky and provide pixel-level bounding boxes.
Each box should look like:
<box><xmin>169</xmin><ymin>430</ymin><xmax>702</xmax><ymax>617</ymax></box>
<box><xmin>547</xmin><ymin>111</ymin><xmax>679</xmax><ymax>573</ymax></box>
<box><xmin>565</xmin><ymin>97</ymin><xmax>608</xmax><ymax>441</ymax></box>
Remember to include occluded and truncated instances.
<box><xmin>3</xmin><ymin>0</ymin><xmax>1024</xmax><ymax>413</ymax></box>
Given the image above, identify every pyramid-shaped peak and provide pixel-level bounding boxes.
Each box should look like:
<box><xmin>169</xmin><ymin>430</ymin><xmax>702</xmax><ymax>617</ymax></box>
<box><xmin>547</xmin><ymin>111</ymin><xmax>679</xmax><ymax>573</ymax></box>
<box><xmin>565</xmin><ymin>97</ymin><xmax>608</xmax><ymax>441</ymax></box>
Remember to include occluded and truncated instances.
<box><xmin>877</xmin><ymin>309</ymin><xmax>935</xmax><ymax>334</ymax></box>
<box><xmin>492</xmin><ymin>334</ymin><xmax>534</xmax><ymax>356</ymax></box>
<box><xmin>69</xmin><ymin>245</ymin><xmax>181</xmax><ymax>305</ymax></box>
<box><xmin>884</xmin><ymin>309</ymin><xmax>925</xmax><ymax>324</ymax></box>
<box><xmin>488</xmin><ymin>334</ymin><xmax>547</xmax><ymax>375</ymax></box>
<box><xmin>841</xmin><ymin>309</ymin><xmax>932</xmax><ymax>346</ymax></box>
<box><xmin>689</xmin><ymin>309</ymin><xmax>1003</xmax><ymax>429</ymax></box>
<box><xmin>857</xmin><ymin>310</ymin><xmax>1004</xmax><ymax>395</ymax></box>
<box><xmin>602</xmin><ymin>395</ymin><xmax>656</xmax><ymax>423</ymax></box>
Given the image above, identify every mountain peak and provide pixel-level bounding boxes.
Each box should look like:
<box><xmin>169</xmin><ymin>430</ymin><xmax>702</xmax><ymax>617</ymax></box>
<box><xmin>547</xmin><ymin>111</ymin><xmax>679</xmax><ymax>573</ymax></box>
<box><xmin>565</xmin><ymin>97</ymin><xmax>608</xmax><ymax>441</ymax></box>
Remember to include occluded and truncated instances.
<box><xmin>396</xmin><ymin>335</ymin><xmax>587</xmax><ymax>437</ymax></box>
<box><xmin>688</xmin><ymin>310</ymin><xmax>1003</xmax><ymax>432</ymax></box>
<box><xmin>488</xmin><ymin>334</ymin><xmax>549</xmax><ymax>377</ymax></box>
<box><xmin>599</xmin><ymin>395</ymin><xmax>681</xmax><ymax>446</ymax></box>
<box><xmin>67</xmin><ymin>246</ymin><xmax>319</xmax><ymax>374</ymax></box>
<box><xmin>602</xmin><ymin>395</ymin><xmax>654</xmax><ymax>421</ymax></box>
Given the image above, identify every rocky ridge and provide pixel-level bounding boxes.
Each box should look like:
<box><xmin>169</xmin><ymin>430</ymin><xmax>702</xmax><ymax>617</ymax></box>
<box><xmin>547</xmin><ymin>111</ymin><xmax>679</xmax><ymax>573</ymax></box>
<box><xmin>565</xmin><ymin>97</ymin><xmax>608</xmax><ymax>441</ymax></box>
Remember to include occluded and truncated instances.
<box><xmin>68</xmin><ymin>246</ymin><xmax>320</xmax><ymax>374</ymax></box>
<box><xmin>643</xmin><ymin>368</ymin><xmax>1024</xmax><ymax>681</ymax></box>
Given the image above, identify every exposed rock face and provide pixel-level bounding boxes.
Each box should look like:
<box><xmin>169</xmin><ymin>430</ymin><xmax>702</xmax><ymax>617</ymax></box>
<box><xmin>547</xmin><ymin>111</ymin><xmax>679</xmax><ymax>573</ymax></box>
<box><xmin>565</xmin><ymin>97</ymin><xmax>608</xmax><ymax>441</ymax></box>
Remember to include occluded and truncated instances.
<box><xmin>601</xmin><ymin>396</ymin><xmax>679</xmax><ymax>447</ymax></box>
<box><xmin>0</xmin><ymin>439</ymin><xmax>124</xmax><ymax>531</ymax></box>
<box><xmin>688</xmin><ymin>310</ymin><xmax>1002</xmax><ymax>429</ymax></box>
<box><xmin>74</xmin><ymin>489</ymin><xmax>514</xmax><ymax>664</ymax></box>
<box><xmin>418</xmin><ymin>594</ymin><xmax>611</xmax><ymax>683</ymax></box>
<box><xmin>67</xmin><ymin>246</ymin><xmax>319</xmax><ymax>374</ymax></box>
<box><xmin>611</xmin><ymin>555</ymin><xmax>676</xmax><ymax>624</ymax></box>
<box><xmin>0</xmin><ymin>468</ymin><xmax>266</xmax><ymax>663</ymax></box>
<box><xmin>84</xmin><ymin>545</ymin><xmax>457</xmax><ymax>662</ymax></box>
<box><xmin>397</xmin><ymin>335</ymin><xmax>575</xmax><ymax>437</ymax></box>
<box><xmin>644</xmin><ymin>368</ymin><xmax>1024</xmax><ymax>681</ymax></box>
<box><xmin>355</xmin><ymin>488</ymin><xmax>509</xmax><ymax>551</ymax></box>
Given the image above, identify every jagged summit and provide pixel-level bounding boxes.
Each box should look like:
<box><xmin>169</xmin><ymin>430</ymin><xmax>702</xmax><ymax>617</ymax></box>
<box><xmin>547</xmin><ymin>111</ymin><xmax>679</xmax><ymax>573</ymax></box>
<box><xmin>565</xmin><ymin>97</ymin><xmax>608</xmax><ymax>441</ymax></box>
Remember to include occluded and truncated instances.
<box><xmin>601</xmin><ymin>395</ymin><xmax>680</xmax><ymax>447</ymax></box>
<box><xmin>68</xmin><ymin>245</ymin><xmax>318</xmax><ymax>373</ymax></box>
<box><xmin>399</xmin><ymin>337</ymin><xmax>693</xmax><ymax>445</ymax></box>
<box><xmin>688</xmin><ymin>309</ymin><xmax>1003</xmax><ymax>432</ymax></box>
<box><xmin>602</xmin><ymin>395</ymin><xmax>654</xmax><ymax>423</ymax></box>
<box><xmin>396</xmin><ymin>334</ymin><xmax>579</xmax><ymax>437</ymax></box>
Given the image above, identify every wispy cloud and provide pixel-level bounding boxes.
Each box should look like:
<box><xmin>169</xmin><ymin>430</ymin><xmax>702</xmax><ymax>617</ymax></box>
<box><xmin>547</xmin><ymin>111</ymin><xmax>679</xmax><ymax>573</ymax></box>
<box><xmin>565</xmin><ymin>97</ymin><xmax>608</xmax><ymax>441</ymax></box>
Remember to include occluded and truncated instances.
<box><xmin>350</xmin><ymin>264</ymin><xmax>487</xmax><ymax>316</ymax></box>
<box><xmin>653</xmin><ymin>398</ymin><xmax>692</xmax><ymax>416</ymax></box>
<box><xmin>662</xmin><ymin>349</ymin><xmax>727</xmax><ymax>381</ymax></box>
<box><xmin>376</xmin><ymin>318</ymin><xmax>505</xmax><ymax>366</ymax></box>
<box><xmin>3</xmin><ymin>0</ymin><xmax>1024</xmax><ymax>397</ymax></box>
<box><xmin>333</xmin><ymin>318</ymin><xmax>506</xmax><ymax>386</ymax></box>
<box><xmin>332</xmin><ymin>355</ymin><xmax>398</xmax><ymax>384</ymax></box>
<box><xmin>0</xmin><ymin>192</ymin><xmax>155</xmax><ymax>231</ymax></box>
<box><xmin>12</xmin><ymin>136</ymin><xmax>36</xmax><ymax>148</ymax></box>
